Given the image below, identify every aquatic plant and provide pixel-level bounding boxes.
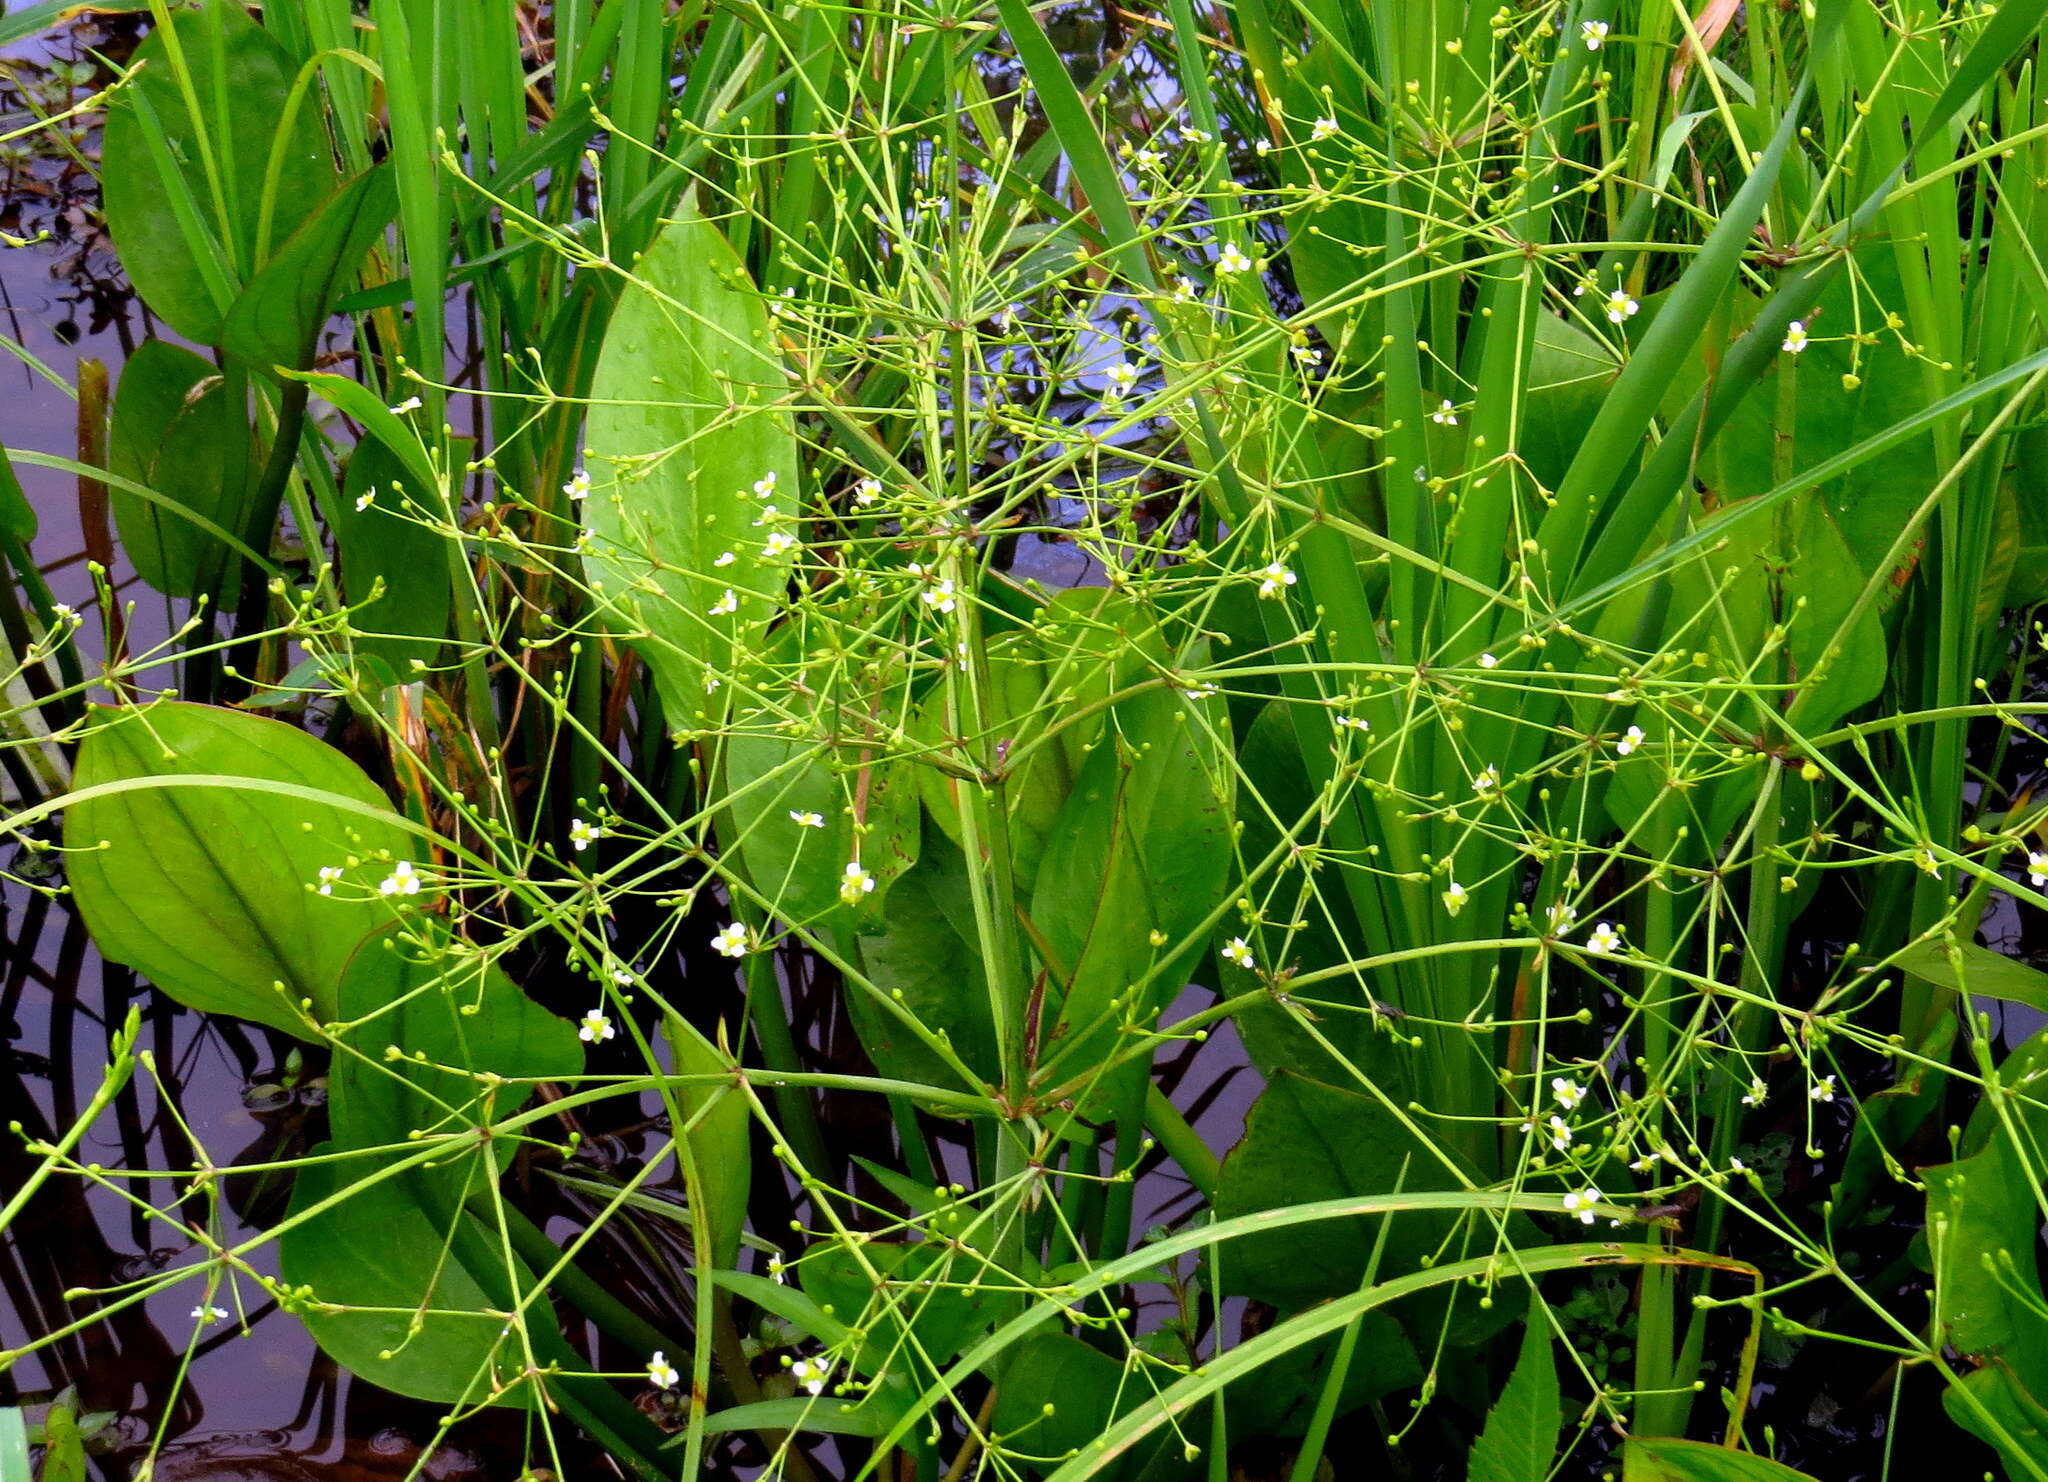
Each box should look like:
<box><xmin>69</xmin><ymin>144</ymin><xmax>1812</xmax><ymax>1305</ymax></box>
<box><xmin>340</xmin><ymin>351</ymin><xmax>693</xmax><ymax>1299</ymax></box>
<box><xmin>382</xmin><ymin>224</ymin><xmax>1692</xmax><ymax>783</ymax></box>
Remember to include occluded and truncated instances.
<box><xmin>10</xmin><ymin>0</ymin><xmax>2048</xmax><ymax>1478</ymax></box>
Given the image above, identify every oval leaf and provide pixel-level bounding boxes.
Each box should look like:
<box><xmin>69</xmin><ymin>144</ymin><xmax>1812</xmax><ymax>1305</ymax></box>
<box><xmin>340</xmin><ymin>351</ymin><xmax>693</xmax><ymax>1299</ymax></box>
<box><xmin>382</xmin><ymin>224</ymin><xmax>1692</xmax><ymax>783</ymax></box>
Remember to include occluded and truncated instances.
<box><xmin>100</xmin><ymin>0</ymin><xmax>337</xmax><ymax>342</ymax></box>
<box><xmin>65</xmin><ymin>702</ymin><xmax>411</xmax><ymax>1036</ymax></box>
<box><xmin>582</xmin><ymin>198</ymin><xmax>797</xmax><ymax>725</ymax></box>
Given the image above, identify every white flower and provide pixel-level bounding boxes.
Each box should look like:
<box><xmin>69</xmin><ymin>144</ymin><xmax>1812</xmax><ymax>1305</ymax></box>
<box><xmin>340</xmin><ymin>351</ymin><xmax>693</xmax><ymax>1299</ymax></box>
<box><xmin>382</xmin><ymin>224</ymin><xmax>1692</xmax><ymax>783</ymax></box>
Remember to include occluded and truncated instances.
<box><xmin>1616</xmin><ymin>725</ymin><xmax>1644</xmax><ymax>756</ymax></box>
<box><xmin>763</xmin><ymin>530</ymin><xmax>799</xmax><ymax>559</ymax></box>
<box><xmin>713</xmin><ymin>550</ymin><xmax>736</xmax><ymax>567</ymax></box>
<box><xmin>191</xmin><ymin>1304</ymin><xmax>228</xmax><ymax>1322</ymax></box>
<box><xmin>1729</xmin><ymin>1156</ymin><xmax>1747</xmax><ymax>1173</ymax></box>
<box><xmin>1547</xmin><ymin>902</ymin><xmax>1578</xmax><ymax>933</ymax></box>
<box><xmin>389</xmin><ymin>395</ymin><xmax>422</xmax><ymax>414</ymax></box>
<box><xmin>1631</xmin><ymin>1153</ymin><xmax>1658</xmax><ymax>1172</ymax></box>
<box><xmin>1782</xmin><ymin>320</ymin><xmax>1809</xmax><ymax>355</ymax></box>
<box><xmin>767</xmin><ymin>1255</ymin><xmax>787</xmax><ymax>1283</ymax></box>
<box><xmin>316</xmin><ymin>865</ymin><xmax>344</xmax><ymax>897</ymax></box>
<box><xmin>579</xmin><ymin>1010</ymin><xmax>615</xmax><ymax>1044</ymax></box>
<box><xmin>1560</xmin><ymin>1187</ymin><xmax>1602</xmax><ymax>1224</ymax></box>
<box><xmin>1132</xmin><ymin>145</ymin><xmax>1164</xmax><ymax>171</ymax></box>
<box><xmin>1587</xmin><ymin>921</ymin><xmax>1622</xmax><ymax>954</ymax></box>
<box><xmin>906</xmin><ymin>562</ymin><xmax>959</xmax><ymax>614</ymax></box>
<box><xmin>355</xmin><ymin>490</ymin><xmax>376</xmax><ymax>512</ymax></box>
<box><xmin>1185</xmin><ymin>682</ymin><xmax>1219</xmax><ymax>700</ymax></box>
<box><xmin>1547</xmin><ymin>1114</ymin><xmax>1573</xmax><ymax>1150</ymax></box>
<box><xmin>1431</xmin><ymin>399</ymin><xmax>1458</xmax><ymax>425</ymax></box>
<box><xmin>1216</xmin><ymin>242</ymin><xmax>1254</xmax><ymax>275</ymax></box>
<box><xmin>1310</xmin><ymin>116</ymin><xmax>1339</xmax><ymax>142</ymax></box>
<box><xmin>1604</xmin><ymin>288</ymin><xmax>1639</xmax><ymax>324</ymax></box>
<box><xmin>1171</xmin><ymin>275</ymin><xmax>1200</xmax><ymax>302</ymax></box>
<box><xmin>569</xmin><ymin>817</ymin><xmax>604</xmax><ymax>851</ymax></box>
<box><xmin>576</xmin><ymin>527</ymin><xmax>598</xmax><ymax>554</ymax></box>
<box><xmin>854</xmin><ymin>476</ymin><xmax>882</xmax><ymax>506</ymax></box>
<box><xmin>50</xmin><ymin>602</ymin><xmax>79</xmax><ymax>626</ymax></box>
<box><xmin>564</xmin><ymin>468</ymin><xmax>591</xmax><ymax>501</ymax></box>
<box><xmin>1335</xmin><ymin>713</ymin><xmax>1369</xmax><ymax>732</ymax></box>
<box><xmin>611</xmin><ymin>966</ymin><xmax>635</xmax><ymax>985</ymax></box>
<box><xmin>1221</xmin><ymin>937</ymin><xmax>1255</xmax><ymax>970</ymax></box>
<box><xmin>711</xmin><ymin>922</ymin><xmax>749</xmax><ymax>959</ymax></box>
<box><xmin>752</xmin><ymin>472</ymin><xmax>779</xmax><ymax>499</ymax></box>
<box><xmin>1915</xmin><ymin>845</ymin><xmax>1941</xmax><ymax>876</ymax></box>
<box><xmin>1581</xmin><ymin>19</ymin><xmax>1609</xmax><ymax>49</ymax></box>
<box><xmin>839</xmin><ymin>861</ymin><xmax>875</xmax><ymax>904</ymax></box>
<box><xmin>1478</xmin><ymin>652</ymin><xmax>1499</xmax><ymax>669</ymax></box>
<box><xmin>1810</xmin><ymin>1075</ymin><xmax>1837</xmax><ymax>1103</ymax></box>
<box><xmin>1105</xmin><ymin>360</ymin><xmax>1141</xmax><ymax>396</ymax></box>
<box><xmin>790</xmin><ymin>810</ymin><xmax>825</xmax><ymax>828</ymax></box>
<box><xmin>1472</xmin><ymin>763</ymin><xmax>1501</xmax><ymax>794</ymax></box>
<box><xmin>791</xmin><ymin>1355</ymin><xmax>830</xmax><ymax>1396</ymax></box>
<box><xmin>648</xmin><ymin>1351</ymin><xmax>679</xmax><ymax>1389</ymax></box>
<box><xmin>1442</xmin><ymin>879</ymin><xmax>1468</xmax><ymax>915</ymax></box>
<box><xmin>1742</xmin><ymin>1078</ymin><xmax>1768</xmax><ymax>1107</ymax></box>
<box><xmin>1290</xmin><ymin>342</ymin><xmax>1323</xmax><ymax>368</ymax></box>
<box><xmin>2026</xmin><ymin>850</ymin><xmax>2047</xmax><ymax>887</ymax></box>
<box><xmin>709</xmin><ymin>588</ymin><xmax>740</xmax><ymax>617</ymax></box>
<box><xmin>1184</xmin><ymin>126</ymin><xmax>1212</xmax><ymax>144</ymax></box>
<box><xmin>1257</xmin><ymin>560</ymin><xmax>1296</xmax><ymax>599</ymax></box>
<box><xmin>1552</xmin><ymin>1077</ymin><xmax>1587</xmax><ymax>1110</ymax></box>
<box><xmin>378</xmin><ymin>861</ymin><xmax>422</xmax><ymax>897</ymax></box>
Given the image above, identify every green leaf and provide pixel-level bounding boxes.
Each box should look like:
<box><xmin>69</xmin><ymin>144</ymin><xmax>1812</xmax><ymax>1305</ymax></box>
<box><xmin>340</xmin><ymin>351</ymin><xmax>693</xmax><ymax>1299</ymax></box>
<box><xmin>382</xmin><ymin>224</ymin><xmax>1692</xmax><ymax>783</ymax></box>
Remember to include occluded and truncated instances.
<box><xmin>64</xmin><ymin>701</ymin><xmax>411</xmax><ymax>1037</ymax></box>
<box><xmin>2002</xmin><ymin>424</ymin><xmax>2048</xmax><ymax>607</ymax></box>
<box><xmin>665</xmin><ymin>1014</ymin><xmax>752</xmax><ymax>1269</ymax></box>
<box><xmin>1223</xmin><ymin>1317</ymin><xmax>1423</xmax><ymax>1440</ymax></box>
<box><xmin>223</xmin><ymin>165</ymin><xmax>399</xmax><ymax>377</ymax></box>
<box><xmin>327</xmin><ymin>928</ymin><xmax>581</xmax><ymax>1155</ymax></box>
<box><xmin>583</xmin><ymin>197</ymin><xmax>798</xmax><ymax>727</ymax></box>
<box><xmin>1520</xmin><ymin>313</ymin><xmax>1620</xmax><ymax>492</ymax></box>
<box><xmin>280</xmin><ymin>1145</ymin><xmax>537</xmax><ymax>1408</ymax></box>
<box><xmin>989</xmin><ymin>1333</ymin><xmax>1125</xmax><ymax>1463</ymax></box>
<box><xmin>1921</xmin><ymin>1025</ymin><xmax>2048</xmax><ymax>1470</ymax></box>
<box><xmin>1030</xmin><ymin>674</ymin><xmax>1233</xmax><ymax>1070</ymax></box>
<box><xmin>908</xmin><ymin>642</ymin><xmax>1067</xmax><ymax>886</ymax></box>
<box><xmin>698</xmin><ymin>1397</ymin><xmax>888</xmax><ymax>1438</ymax></box>
<box><xmin>798</xmin><ymin>1241</ymin><xmax>995</xmax><ymax>1376</ymax></box>
<box><xmin>1469</xmin><ymin>1300</ymin><xmax>1562</xmax><ymax>1482</ymax></box>
<box><xmin>0</xmin><ymin>1409</ymin><xmax>24</xmax><ymax>1482</ymax></box>
<box><xmin>849</xmin><ymin>836</ymin><xmax>998</xmax><ymax>1092</ymax></box>
<box><xmin>1893</xmin><ymin>939</ymin><xmax>2048</xmax><ymax>1013</ymax></box>
<box><xmin>1214</xmin><ymin>1073</ymin><xmax>1498</xmax><ymax>1315</ymax></box>
<box><xmin>27</xmin><ymin>1402</ymin><xmax>78</xmax><ymax>1482</ymax></box>
<box><xmin>909</xmin><ymin>592</ymin><xmax>1145</xmax><ymax>889</ymax></box>
<box><xmin>1621</xmin><ymin>1439</ymin><xmax>1820</xmax><ymax>1482</ymax></box>
<box><xmin>722</xmin><ymin>662</ymin><xmax>920</xmax><ymax>925</ymax></box>
<box><xmin>712</xmin><ymin>1270</ymin><xmax>855</xmax><ymax>1350</ymax></box>
<box><xmin>277</xmin><ymin>928</ymin><xmax>577</xmax><ymax>1409</ymax></box>
<box><xmin>1651</xmin><ymin>270</ymin><xmax>1933</xmax><ymax>606</ymax></box>
<box><xmin>0</xmin><ymin>447</ymin><xmax>34</xmax><ymax>544</ymax></box>
<box><xmin>100</xmin><ymin>0</ymin><xmax>337</xmax><ymax>342</ymax></box>
<box><xmin>109</xmin><ymin>341</ymin><xmax>212</xmax><ymax>493</ymax></box>
<box><xmin>329</xmin><ymin>436</ymin><xmax>454</xmax><ymax>670</ymax></box>
<box><xmin>107</xmin><ymin>340</ymin><xmax>255</xmax><ymax>599</ymax></box>
<box><xmin>288</xmin><ymin>370</ymin><xmax>442</xmax><ymax>498</ymax></box>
